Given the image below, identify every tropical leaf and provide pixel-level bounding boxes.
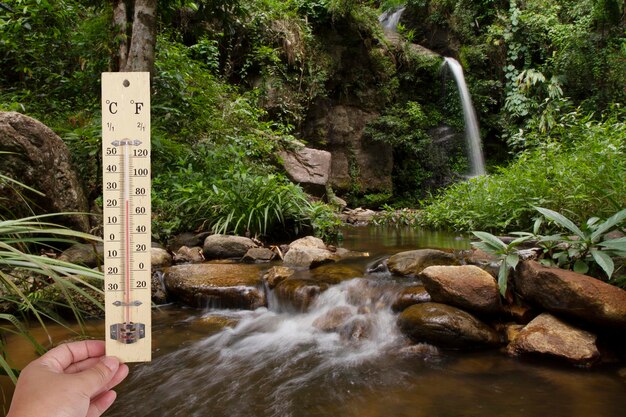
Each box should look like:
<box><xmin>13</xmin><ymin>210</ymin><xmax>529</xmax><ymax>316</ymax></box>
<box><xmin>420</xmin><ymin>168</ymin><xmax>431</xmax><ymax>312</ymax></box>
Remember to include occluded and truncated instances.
<box><xmin>590</xmin><ymin>249</ymin><xmax>615</xmax><ymax>279</ymax></box>
<box><xmin>472</xmin><ymin>231</ymin><xmax>507</xmax><ymax>252</ymax></box>
<box><xmin>590</xmin><ymin>209</ymin><xmax>626</xmax><ymax>242</ymax></box>
<box><xmin>534</xmin><ymin>207</ymin><xmax>585</xmax><ymax>238</ymax></box>
<box><xmin>598</xmin><ymin>237</ymin><xmax>626</xmax><ymax>252</ymax></box>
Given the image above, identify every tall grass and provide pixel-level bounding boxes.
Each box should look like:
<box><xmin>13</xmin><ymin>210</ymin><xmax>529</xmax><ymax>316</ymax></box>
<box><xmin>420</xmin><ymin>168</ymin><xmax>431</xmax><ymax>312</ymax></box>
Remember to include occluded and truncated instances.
<box><xmin>0</xmin><ymin>214</ymin><xmax>103</xmax><ymax>383</ymax></box>
<box><xmin>418</xmin><ymin>110</ymin><xmax>626</xmax><ymax>232</ymax></box>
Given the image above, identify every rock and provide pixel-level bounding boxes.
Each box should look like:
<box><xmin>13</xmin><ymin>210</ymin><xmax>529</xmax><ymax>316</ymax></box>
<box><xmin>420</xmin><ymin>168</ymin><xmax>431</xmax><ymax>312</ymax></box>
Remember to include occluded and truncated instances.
<box><xmin>283</xmin><ymin>236</ymin><xmax>337</xmax><ymax>268</ymax></box>
<box><xmin>302</xmin><ymin>103</ymin><xmax>392</xmax><ymax>194</ymax></box>
<box><xmin>310</xmin><ymin>263</ymin><xmax>364</xmax><ymax>285</ymax></box>
<box><xmin>0</xmin><ymin>112</ymin><xmax>90</xmax><ymax>231</ymax></box>
<box><xmin>167</xmin><ymin>232</ymin><xmax>210</xmax><ymax>252</ymax></box>
<box><xmin>58</xmin><ymin>243</ymin><xmax>104</xmax><ymax>268</ymax></box>
<box><xmin>151</xmin><ymin>271</ymin><xmax>167</xmax><ymax>304</ymax></box>
<box><xmin>419</xmin><ymin>265</ymin><xmax>501</xmax><ymax>314</ymax></box>
<box><xmin>387</xmin><ymin>249</ymin><xmax>458</xmax><ymax>277</ymax></box>
<box><xmin>172</xmin><ymin>246</ymin><xmax>204</xmax><ymax>264</ymax></box>
<box><xmin>391</xmin><ymin>285</ymin><xmax>431</xmax><ymax>312</ymax></box>
<box><xmin>151</xmin><ymin>247</ymin><xmax>172</xmax><ymax>268</ymax></box>
<box><xmin>515</xmin><ymin>261</ymin><xmax>626</xmax><ymax>329</ymax></box>
<box><xmin>339</xmin><ymin>316</ymin><xmax>372</xmax><ymax>342</ymax></box>
<box><xmin>262</xmin><ymin>266</ymin><xmax>295</xmax><ymax>289</ymax></box>
<box><xmin>397</xmin><ymin>343</ymin><xmax>441</xmax><ymax>360</ymax></box>
<box><xmin>241</xmin><ymin>247</ymin><xmax>276</xmax><ymax>263</ymax></box>
<box><xmin>501</xmin><ymin>303</ymin><xmax>536</xmax><ymax>324</ymax></box>
<box><xmin>313</xmin><ymin>306</ymin><xmax>353</xmax><ymax>332</ymax></box>
<box><xmin>504</xmin><ymin>323</ymin><xmax>525</xmax><ymax>343</ymax></box>
<box><xmin>507</xmin><ymin>313</ymin><xmax>600</xmax><ymax>366</ymax></box>
<box><xmin>397</xmin><ymin>302</ymin><xmax>501</xmax><ymax>349</ymax></box>
<box><xmin>341</xmin><ymin>208</ymin><xmax>377</xmax><ymax>224</ymax></box>
<box><xmin>163</xmin><ymin>263</ymin><xmax>266</xmax><ymax>309</ymax></box>
<box><xmin>279</xmin><ymin>147</ymin><xmax>332</xmax><ymax>196</ymax></box>
<box><xmin>273</xmin><ymin>279</ymin><xmax>329</xmax><ymax>311</ymax></box>
<box><xmin>202</xmin><ymin>235</ymin><xmax>258</xmax><ymax>260</ymax></box>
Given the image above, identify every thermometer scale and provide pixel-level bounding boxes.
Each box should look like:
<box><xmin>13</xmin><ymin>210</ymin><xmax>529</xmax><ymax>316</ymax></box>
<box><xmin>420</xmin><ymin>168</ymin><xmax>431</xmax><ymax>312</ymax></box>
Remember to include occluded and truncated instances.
<box><xmin>102</xmin><ymin>72</ymin><xmax>151</xmax><ymax>362</ymax></box>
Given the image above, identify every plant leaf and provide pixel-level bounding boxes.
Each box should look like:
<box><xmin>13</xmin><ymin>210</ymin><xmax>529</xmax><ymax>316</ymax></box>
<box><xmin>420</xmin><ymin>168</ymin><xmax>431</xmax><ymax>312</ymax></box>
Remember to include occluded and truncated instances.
<box><xmin>598</xmin><ymin>237</ymin><xmax>626</xmax><ymax>252</ymax></box>
<box><xmin>591</xmin><ymin>209</ymin><xmax>626</xmax><ymax>242</ymax></box>
<box><xmin>573</xmin><ymin>259</ymin><xmax>589</xmax><ymax>274</ymax></box>
<box><xmin>534</xmin><ymin>206</ymin><xmax>584</xmax><ymax>238</ymax></box>
<box><xmin>506</xmin><ymin>253</ymin><xmax>520</xmax><ymax>269</ymax></box>
<box><xmin>590</xmin><ymin>249</ymin><xmax>614</xmax><ymax>279</ymax></box>
<box><xmin>497</xmin><ymin>261</ymin><xmax>509</xmax><ymax>296</ymax></box>
<box><xmin>472</xmin><ymin>231</ymin><xmax>507</xmax><ymax>251</ymax></box>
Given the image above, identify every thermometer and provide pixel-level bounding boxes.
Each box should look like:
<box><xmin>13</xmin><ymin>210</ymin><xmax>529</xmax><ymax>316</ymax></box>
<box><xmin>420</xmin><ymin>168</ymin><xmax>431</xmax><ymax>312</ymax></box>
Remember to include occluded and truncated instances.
<box><xmin>102</xmin><ymin>72</ymin><xmax>151</xmax><ymax>362</ymax></box>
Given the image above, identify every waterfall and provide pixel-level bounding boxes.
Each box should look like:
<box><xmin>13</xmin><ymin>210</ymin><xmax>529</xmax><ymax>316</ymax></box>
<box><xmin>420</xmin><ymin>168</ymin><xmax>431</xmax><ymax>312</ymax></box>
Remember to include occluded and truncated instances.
<box><xmin>443</xmin><ymin>57</ymin><xmax>486</xmax><ymax>176</ymax></box>
<box><xmin>378</xmin><ymin>7</ymin><xmax>406</xmax><ymax>32</ymax></box>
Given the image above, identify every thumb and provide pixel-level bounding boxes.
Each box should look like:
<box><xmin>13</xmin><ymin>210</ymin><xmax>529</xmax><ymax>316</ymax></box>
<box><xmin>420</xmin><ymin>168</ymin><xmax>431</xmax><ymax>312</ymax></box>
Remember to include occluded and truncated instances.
<box><xmin>76</xmin><ymin>356</ymin><xmax>121</xmax><ymax>397</ymax></box>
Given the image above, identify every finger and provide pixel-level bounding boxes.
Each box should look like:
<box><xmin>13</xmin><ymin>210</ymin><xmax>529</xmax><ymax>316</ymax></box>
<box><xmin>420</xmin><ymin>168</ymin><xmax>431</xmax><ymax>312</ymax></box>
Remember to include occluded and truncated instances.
<box><xmin>91</xmin><ymin>362</ymin><xmax>130</xmax><ymax>399</ymax></box>
<box><xmin>39</xmin><ymin>340</ymin><xmax>106</xmax><ymax>372</ymax></box>
<box><xmin>76</xmin><ymin>356</ymin><xmax>120</xmax><ymax>397</ymax></box>
<box><xmin>86</xmin><ymin>390</ymin><xmax>117</xmax><ymax>417</ymax></box>
<box><xmin>65</xmin><ymin>357</ymin><xmax>101</xmax><ymax>374</ymax></box>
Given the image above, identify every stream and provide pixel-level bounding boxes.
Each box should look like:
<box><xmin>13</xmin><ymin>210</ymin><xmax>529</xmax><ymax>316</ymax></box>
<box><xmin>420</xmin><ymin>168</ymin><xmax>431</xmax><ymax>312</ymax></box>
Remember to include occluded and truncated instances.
<box><xmin>3</xmin><ymin>227</ymin><xmax>626</xmax><ymax>416</ymax></box>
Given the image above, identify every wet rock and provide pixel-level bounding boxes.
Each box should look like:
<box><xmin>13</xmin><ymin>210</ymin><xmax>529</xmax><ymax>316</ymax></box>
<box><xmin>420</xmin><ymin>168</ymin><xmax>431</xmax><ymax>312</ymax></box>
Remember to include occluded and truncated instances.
<box><xmin>397</xmin><ymin>302</ymin><xmax>501</xmax><ymax>349</ymax></box>
<box><xmin>501</xmin><ymin>303</ymin><xmax>536</xmax><ymax>324</ymax></box>
<box><xmin>173</xmin><ymin>246</ymin><xmax>204</xmax><ymax>264</ymax></box>
<box><xmin>310</xmin><ymin>263</ymin><xmax>363</xmax><ymax>285</ymax></box>
<box><xmin>391</xmin><ymin>285</ymin><xmax>431</xmax><ymax>312</ymax></box>
<box><xmin>419</xmin><ymin>265</ymin><xmax>501</xmax><ymax>314</ymax></box>
<box><xmin>279</xmin><ymin>147</ymin><xmax>332</xmax><ymax>196</ymax></box>
<box><xmin>397</xmin><ymin>343</ymin><xmax>441</xmax><ymax>360</ymax></box>
<box><xmin>163</xmin><ymin>263</ymin><xmax>266</xmax><ymax>309</ymax></box>
<box><xmin>313</xmin><ymin>306</ymin><xmax>353</xmax><ymax>332</ymax></box>
<box><xmin>284</xmin><ymin>236</ymin><xmax>338</xmax><ymax>268</ymax></box>
<box><xmin>58</xmin><ymin>243</ymin><xmax>104</xmax><ymax>268</ymax></box>
<box><xmin>387</xmin><ymin>249</ymin><xmax>458</xmax><ymax>277</ymax></box>
<box><xmin>151</xmin><ymin>247</ymin><xmax>172</xmax><ymax>268</ymax></box>
<box><xmin>339</xmin><ymin>316</ymin><xmax>372</xmax><ymax>341</ymax></box>
<box><xmin>341</xmin><ymin>208</ymin><xmax>377</xmax><ymax>224</ymax></box>
<box><xmin>241</xmin><ymin>247</ymin><xmax>276</xmax><ymax>263</ymax></box>
<box><xmin>507</xmin><ymin>313</ymin><xmax>600</xmax><ymax>366</ymax></box>
<box><xmin>366</xmin><ymin>258</ymin><xmax>389</xmax><ymax>275</ymax></box>
<box><xmin>262</xmin><ymin>266</ymin><xmax>295</xmax><ymax>289</ymax></box>
<box><xmin>151</xmin><ymin>271</ymin><xmax>168</xmax><ymax>304</ymax></box>
<box><xmin>274</xmin><ymin>278</ymin><xmax>329</xmax><ymax>311</ymax></box>
<box><xmin>515</xmin><ymin>261</ymin><xmax>626</xmax><ymax>329</ymax></box>
<box><xmin>202</xmin><ymin>235</ymin><xmax>258</xmax><ymax>260</ymax></box>
<box><xmin>0</xmin><ymin>112</ymin><xmax>90</xmax><ymax>232</ymax></box>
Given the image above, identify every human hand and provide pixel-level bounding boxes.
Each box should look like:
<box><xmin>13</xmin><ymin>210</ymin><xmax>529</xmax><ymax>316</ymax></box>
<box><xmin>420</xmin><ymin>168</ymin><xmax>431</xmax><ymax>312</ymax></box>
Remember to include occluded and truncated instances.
<box><xmin>7</xmin><ymin>340</ymin><xmax>129</xmax><ymax>417</ymax></box>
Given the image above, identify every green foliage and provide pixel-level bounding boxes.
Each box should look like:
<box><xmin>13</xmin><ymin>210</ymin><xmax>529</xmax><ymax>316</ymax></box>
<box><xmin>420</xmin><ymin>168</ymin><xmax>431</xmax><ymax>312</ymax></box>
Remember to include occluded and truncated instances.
<box><xmin>528</xmin><ymin>207</ymin><xmax>626</xmax><ymax>279</ymax></box>
<box><xmin>471</xmin><ymin>231</ymin><xmax>530</xmax><ymax>296</ymax></box>
<box><xmin>419</xmin><ymin>108</ymin><xmax>626</xmax><ymax>231</ymax></box>
<box><xmin>373</xmin><ymin>205</ymin><xmax>421</xmax><ymax>227</ymax></box>
<box><xmin>0</xmin><ymin>212</ymin><xmax>104</xmax><ymax>382</ymax></box>
<box><xmin>472</xmin><ymin>207</ymin><xmax>626</xmax><ymax>294</ymax></box>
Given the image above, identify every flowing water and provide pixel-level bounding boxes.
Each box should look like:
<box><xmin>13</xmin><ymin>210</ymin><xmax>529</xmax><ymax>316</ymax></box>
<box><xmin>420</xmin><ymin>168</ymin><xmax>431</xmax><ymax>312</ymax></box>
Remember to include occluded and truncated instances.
<box><xmin>443</xmin><ymin>57</ymin><xmax>487</xmax><ymax>176</ymax></box>
<box><xmin>2</xmin><ymin>227</ymin><xmax>625</xmax><ymax>416</ymax></box>
<box><xmin>378</xmin><ymin>7</ymin><xmax>406</xmax><ymax>32</ymax></box>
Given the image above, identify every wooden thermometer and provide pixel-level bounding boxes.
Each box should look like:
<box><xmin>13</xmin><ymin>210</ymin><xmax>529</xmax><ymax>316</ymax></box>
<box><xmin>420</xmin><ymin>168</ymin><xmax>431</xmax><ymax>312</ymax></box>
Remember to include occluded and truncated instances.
<box><xmin>102</xmin><ymin>72</ymin><xmax>151</xmax><ymax>362</ymax></box>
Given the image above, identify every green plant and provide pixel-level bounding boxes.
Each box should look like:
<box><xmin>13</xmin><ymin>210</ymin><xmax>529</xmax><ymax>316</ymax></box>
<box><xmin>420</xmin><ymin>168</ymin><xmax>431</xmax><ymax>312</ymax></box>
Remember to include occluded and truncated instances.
<box><xmin>304</xmin><ymin>201</ymin><xmax>343</xmax><ymax>242</ymax></box>
<box><xmin>471</xmin><ymin>231</ymin><xmax>531</xmax><ymax>296</ymax></box>
<box><xmin>528</xmin><ymin>207</ymin><xmax>626</xmax><ymax>279</ymax></box>
<box><xmin>0</xmin><ymin>214</ymin><xmax>104</xmax><ymax>382</ymax></box>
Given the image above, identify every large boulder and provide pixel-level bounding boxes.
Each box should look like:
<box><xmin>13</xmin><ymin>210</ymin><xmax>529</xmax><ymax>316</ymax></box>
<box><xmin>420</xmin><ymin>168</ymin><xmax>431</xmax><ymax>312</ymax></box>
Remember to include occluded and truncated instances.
<box><xmin>419</xmin><ymin>265</ymin><xmax>501</xmax><ymax>314</ymax></box>
<box><xmin>202</xmin><ymin>235</ymin><xmax>258</xmax><ymax>260</ymax></box>
<box><xmin>163</xmin><ymin>263</ymin><xmax>266</xmax><ymax>309</ymax></box>
<box><xmin>397</xmin><ymin>302</ymin><xmax>501</xmax><ymax>349</ymax></box>
<box><xmin>273</xmin><ymin>278</ymin><xmax>329</xmax><ymax>311</ymax></box>
<box><xmin>58</xmin><ymin>243</ymin><xmax>104</xmax><ymax>268</ymax></box>
<box><xmin>506</xmin><ymin>313</ymin><xmax>600</xmax><ymax>366</ymax></box>
<box><xmin>262</xmin><ymin>266</ymin><xmax>295</xmax><ymax>289</ymax></box>
<box><xmin>151</xmin><ymin>247</ymin><xmax>172</xmax><ymax>268</ymax></box>
<box><xmin>279</xmin><ymin>147</ymin><xmax>332</xmax><ymax>196</ymax></box>
<box><xmin>515</xmin><ymin>261</ymin><xmax>626</xmax><ymax>329</ymax></box>
<box><xmin>302</xmin><ymin>103</ymin><xmax>392</xmax><ymax>194</ymax></box>
<box><xmin>391</xmin><ymin>285</ymin><xmax>431</xmax><ymax>312</ymax></box>
<box><xmin>0</xmin><ymin>112</ymin><xmax>89</xmax><ymax>231</ymax></box>
<box><xmin>387</xmin><ymin>249</ymin><xmax>458</xmax><ymax>277</ymax></box>
<box><xmin>283</xmin><ymin>236</ymin><xmax>338</xmax><ymax>268</ymax></box>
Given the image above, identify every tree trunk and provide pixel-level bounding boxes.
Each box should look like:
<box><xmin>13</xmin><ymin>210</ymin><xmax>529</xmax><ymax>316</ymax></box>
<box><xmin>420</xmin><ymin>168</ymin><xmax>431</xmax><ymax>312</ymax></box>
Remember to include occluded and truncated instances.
<box><xmin>113</xmin><ymin>0</ymin><xmax>157</xmax><ymax>73</ymax></box>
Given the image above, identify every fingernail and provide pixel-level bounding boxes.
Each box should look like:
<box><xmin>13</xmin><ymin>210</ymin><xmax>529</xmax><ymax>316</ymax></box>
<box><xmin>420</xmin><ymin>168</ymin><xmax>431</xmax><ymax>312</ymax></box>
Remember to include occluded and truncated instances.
<box><xmin>101</xmin><ymin>356</ymin><xmax>119</xmax><ymax>372</ymax></box>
